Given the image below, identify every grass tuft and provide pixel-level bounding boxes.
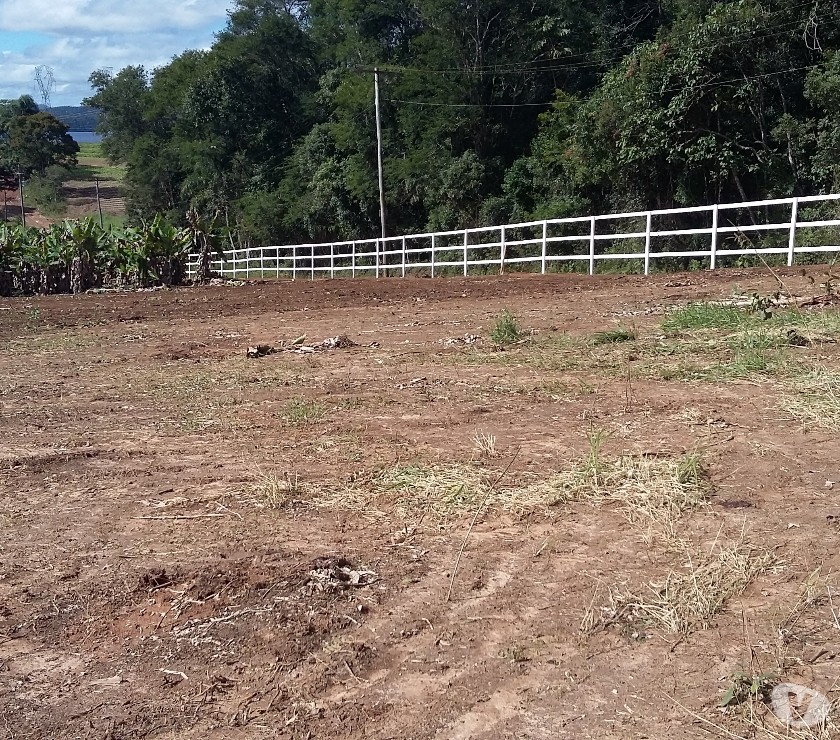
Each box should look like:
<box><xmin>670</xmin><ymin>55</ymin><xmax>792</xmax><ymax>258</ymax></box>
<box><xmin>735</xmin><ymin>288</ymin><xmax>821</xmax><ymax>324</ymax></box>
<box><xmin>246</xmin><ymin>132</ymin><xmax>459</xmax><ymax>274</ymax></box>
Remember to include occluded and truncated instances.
<box><xmin>374</xmin><ymin>464</ymin><xmax>490</xmax><ymax>521</ymax></box>
<box><xmin>662</xmin><ymin>303</ymin><xmax>752</xmax><ymax>332</ymax></box>
<box><xmin>592</xmin><ymin>327</ymin><xmax>637</xmax><ymax>346</ymax></box>
<box><xmin>251</xmin><ymin>470</ymin><xmax>309</xmax><ymax>510</ymax></box>
<box><xmin>490</xmin><ymin>309</ymin><xmax>523</xmax><ymax>346</ymax></box>
<box><xmin>283</xmin><ymin>398</ymin><xmax>326</xmax><ymax>426</ymax></box>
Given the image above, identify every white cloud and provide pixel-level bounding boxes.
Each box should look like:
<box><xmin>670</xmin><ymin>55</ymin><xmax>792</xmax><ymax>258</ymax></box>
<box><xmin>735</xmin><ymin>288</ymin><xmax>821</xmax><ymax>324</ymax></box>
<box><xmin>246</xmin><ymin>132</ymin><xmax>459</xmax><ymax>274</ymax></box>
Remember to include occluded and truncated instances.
<box><xmin>0</xmin><ymin>0</ymin><xmax>232</xmax><ymax>105</ymax></box>
<box><xmin>0</xmin><ymin>0</ymin><xmax>231</xmax><ymax>34</ymax></box>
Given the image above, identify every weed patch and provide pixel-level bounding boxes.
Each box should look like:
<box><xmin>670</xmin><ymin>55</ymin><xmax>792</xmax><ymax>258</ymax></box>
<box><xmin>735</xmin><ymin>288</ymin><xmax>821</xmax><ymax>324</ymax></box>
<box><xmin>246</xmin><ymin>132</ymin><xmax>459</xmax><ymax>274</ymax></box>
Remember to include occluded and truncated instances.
<box><xmin>592</xmin><ymin>327</ymin><xmax>637</xmax><ymax>345</ymax></box>
<box><xmin>489</xmin><ymin>309</ymin><xmax>523</xmax><ymax>346</ymax></box>
<box><xmin>283</xmin><ymin>398</ymin><xmax>326</xmax><ymax>426</ymax></box>
<box><xmin>662</xmin><ymin>303</ymin><xmax>753</xmax><ymax>333</ymax></box>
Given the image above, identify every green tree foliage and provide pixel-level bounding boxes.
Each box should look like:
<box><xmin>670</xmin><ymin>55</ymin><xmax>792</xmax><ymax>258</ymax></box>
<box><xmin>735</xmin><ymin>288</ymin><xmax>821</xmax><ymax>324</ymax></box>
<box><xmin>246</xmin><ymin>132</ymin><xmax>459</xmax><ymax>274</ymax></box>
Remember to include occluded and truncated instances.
<box><xmin>84</xmin><ymin>67</ymin><xmax>150</xmax><ymax>163</ymax></box>
<box><xmin>5</xmin><ymin>112</ymin><xmax>79</xmax><ymax>175</ymax></box>
<box><xmin>805</xmin><ymin>51</ymin><xmax>840</xmax><ymax>191</ymax></box>
<box><xmin>0</xmin><ymin>96</ymin><xmax>79</xmax><ymax>176</ymax></box>
<box><xmin>81</xmin><ymin>0</ymin><xmax>840</xmax><ymax>244</ymax></box>
<box><xmin>26</xmin><ymin>165</ymin><xmax>71</xmax><ymax>216</ymax></box>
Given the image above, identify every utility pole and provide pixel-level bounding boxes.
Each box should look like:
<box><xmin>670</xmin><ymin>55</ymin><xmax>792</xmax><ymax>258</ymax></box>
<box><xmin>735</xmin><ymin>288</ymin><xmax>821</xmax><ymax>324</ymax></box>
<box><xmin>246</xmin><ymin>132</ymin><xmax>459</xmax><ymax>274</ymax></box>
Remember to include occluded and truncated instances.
<box><xmin>17</xmin><ymin>172</ymin><xmax>25</xmax><ymax>228</ymax></box>
<box><xmin>374</xmin><ymin>68</ymin><xmax>386</xmax><ymax>242</ymax></box>
<box><xmin>95</xmin><ymin>177</ymin><xmax>104</xmax><ymax>228</ymax></box>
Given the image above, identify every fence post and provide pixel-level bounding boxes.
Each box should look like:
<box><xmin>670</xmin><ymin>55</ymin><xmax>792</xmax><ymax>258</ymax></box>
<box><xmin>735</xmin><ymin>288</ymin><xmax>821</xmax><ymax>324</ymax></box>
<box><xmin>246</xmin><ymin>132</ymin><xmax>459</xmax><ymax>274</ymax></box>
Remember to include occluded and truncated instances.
<box><xmin>402</xmin><ymin>236</ymin><xmax>407</xmax><ymax>278</ymax></box>
<box><xmin>431</xmin><ymin>235</ymin><xmax>436</xmax><ymax>278</ymax></box>
<box><xmin>710</xmin><ymin>204</ymin><xmax>719</xmax><ymax>270</ymax></box>
<box><xmin>292</xmin><ymin>246</ymin><xmax>296</xmax><ymax>280</ymax></box>
<box><xmin>499</xmin><ymin>226</ymin><xmax>506</xmax><ymax>275</ymax></box>
<box><xmin>351</xmin><ymin>242</ymin><xmax>356</xmax><ymax>278</ymax></box>
<box><xmin>311</xmin><ymin>245</ymin><xmax>315</xmax><ymax>280</ymax></box>
<box><xmin>788</xmin><ymin>197</ymin><xmax>799</xmax><ymax>267</ymax></box>
<box><xmin>376</xmin><ymin>239</ymin><xmax>380</xmax><ymax>278</ymax></box>
<box><xmin>589</xmin><ymin>216</ymin><xmax>596</xmax><ymax>276</ymax></box>
<box><xmin>463</xmin><ymin>230</ymin><xmax>469</xmax><ymax>276</ymax></box>
<box><xmin>330</xmin><ymin>243</ymin><xmax>335</xmax><ymax>278</ymax></box>
<box><xmin>541</xmin><ymin>221</ymin><xmax>548</xmax><ymax>274</ymax></box>
<box><xmin>643</xmin><ymin>211</ymin><xmax>652</xmax><ymax>276</ymax></box>
<box><xmin>246</xmin><ymin>250</ymin><xmax>251</xmax><ymax>280</ymax></box>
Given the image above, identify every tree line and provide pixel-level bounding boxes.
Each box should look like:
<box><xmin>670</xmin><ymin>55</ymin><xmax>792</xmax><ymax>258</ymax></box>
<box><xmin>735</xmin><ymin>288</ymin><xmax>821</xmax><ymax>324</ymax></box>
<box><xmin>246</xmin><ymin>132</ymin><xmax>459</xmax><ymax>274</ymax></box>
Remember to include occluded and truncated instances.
<box><xmin>84</xmin><ymin>0</ymin><xmax>840</xmax><ymax>248</ymax></box>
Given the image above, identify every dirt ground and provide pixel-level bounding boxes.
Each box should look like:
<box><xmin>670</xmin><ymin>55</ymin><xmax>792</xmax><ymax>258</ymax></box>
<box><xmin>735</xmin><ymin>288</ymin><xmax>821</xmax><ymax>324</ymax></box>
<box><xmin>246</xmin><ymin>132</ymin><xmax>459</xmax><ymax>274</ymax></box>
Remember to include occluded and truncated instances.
<box><xmin>2</xmin><ymin>269</ymin><xmax>840</xmax><ymax>739</ymax></box>
<box><xmin>62</xmin><ymin>178</ymin><xmax>126</xmax><ymax>220</ymax></box>
<box><xmin>0</xmin><ymin>176</ymin><xmax>125</xmax><ymax>229</ymax></box>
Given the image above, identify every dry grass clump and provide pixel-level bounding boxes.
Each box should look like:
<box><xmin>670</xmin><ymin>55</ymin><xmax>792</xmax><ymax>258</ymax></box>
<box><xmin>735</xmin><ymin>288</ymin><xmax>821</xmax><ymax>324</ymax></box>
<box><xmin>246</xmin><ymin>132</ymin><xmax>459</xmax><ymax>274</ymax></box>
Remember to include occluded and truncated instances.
<box><xmin>675</xmin><ymin>672</ymin><xmax>838</xmax><ymax>740</ymax></box>
<box><xmin>603</xmin><ymin>537</ymin><xmax>775</xmax><ymax>635</ymax></box>
<box><xmin>373</xmin><ymin>464</ymin><xmax>551</xmax><ymax>521</ymax></box>
<box><xmin>528</xmin><ymin>431</ymin><xmax>709</xmax><ymax>541</ymax></box>
<box><xmin>471</xmin><ymin>432</ymin><xmax>498</xmax><ymax>458</ymax></box>
<box><xmin>376</xmin><ymin>464</ymin><xmax>489</xmax><ymax>520</ymax></box>
<box><xmin>247</xmin><ymin>460</ymin><xmax>567</xmax><ymax>522</ymax></box>
<box><xmin>775</xmin><ymin>567</ymin><xmax>832</xmax><ymax>661</ymax></box>
<box><xmin>566</xmin><ymin>433</ymin><xmax>775</xmax><ymax>640</ymax></box>
<box><xmin>785</xmin><ymin>366</ymin><xmax>840</xmax><ymax>430</ymax></box>
<box><xmin>250</xmin><ymin>469</ymin><xmax>319</xmax><ymax>510</ymax></box>
<box><xmin>247</xmin><ymin>433</ymin><xmax>711</xmax><ymax>531</ymax></box>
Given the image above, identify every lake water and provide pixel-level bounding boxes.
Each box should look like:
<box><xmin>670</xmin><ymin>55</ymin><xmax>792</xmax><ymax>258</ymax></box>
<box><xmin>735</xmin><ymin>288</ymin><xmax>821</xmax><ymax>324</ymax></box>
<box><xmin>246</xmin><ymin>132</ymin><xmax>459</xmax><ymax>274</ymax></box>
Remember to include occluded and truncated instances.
<box><xmin>69</xmin><ymin>131</ymin><xmax>102</xmax><ymax>144</ymax></box>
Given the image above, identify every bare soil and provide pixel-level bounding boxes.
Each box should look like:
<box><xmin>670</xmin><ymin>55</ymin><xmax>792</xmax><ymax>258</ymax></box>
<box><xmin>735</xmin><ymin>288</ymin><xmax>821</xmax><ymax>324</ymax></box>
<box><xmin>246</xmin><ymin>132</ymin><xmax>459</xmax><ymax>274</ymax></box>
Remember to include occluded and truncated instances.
<box><xmin>0</xmin><ymin>175</ymin><xmax>125</xmax><ymax>230</ymax></box>
<box><xmin>61</xmin><ymin>179</ymin><xmax>126</xmax><ymax>219</ymax></box>
<box><xmin>2</xmin><ymin>269</ymin><xmax>839</xmax><ymax>739</ymax></box>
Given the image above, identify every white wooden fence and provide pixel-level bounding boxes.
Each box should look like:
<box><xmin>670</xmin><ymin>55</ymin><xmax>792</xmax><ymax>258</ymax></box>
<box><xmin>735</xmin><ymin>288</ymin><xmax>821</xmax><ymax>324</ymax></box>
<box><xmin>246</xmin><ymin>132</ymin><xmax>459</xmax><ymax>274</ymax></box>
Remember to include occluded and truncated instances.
<box><xmin>187</xmin><ymin>194</ymin><xmax>840</xmax><ymax>281</ymax></box>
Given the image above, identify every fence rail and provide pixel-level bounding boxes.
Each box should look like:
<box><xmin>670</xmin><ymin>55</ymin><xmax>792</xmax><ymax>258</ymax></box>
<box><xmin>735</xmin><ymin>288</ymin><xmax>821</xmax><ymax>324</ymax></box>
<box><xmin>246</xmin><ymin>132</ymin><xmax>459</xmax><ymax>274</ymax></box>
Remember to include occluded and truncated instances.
<box><xmin>187</xmin><ymin>194</ymin><xmax>840</xmax><ymax>281</ymax></box>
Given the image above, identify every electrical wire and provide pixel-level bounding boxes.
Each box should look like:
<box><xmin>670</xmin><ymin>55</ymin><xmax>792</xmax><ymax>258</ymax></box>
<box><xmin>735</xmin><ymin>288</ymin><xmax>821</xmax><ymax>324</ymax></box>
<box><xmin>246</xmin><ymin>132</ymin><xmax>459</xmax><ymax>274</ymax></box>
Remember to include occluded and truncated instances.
<box><xmin>383</xmin><ymin>62</ymin><xmax>827</xmax><ymax>109</ymax></box>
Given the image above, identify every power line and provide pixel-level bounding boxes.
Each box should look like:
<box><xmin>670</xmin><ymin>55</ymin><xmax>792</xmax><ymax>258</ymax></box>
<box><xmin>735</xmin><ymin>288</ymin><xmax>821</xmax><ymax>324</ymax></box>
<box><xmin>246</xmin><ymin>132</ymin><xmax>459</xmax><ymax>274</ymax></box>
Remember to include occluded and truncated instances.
<box><xmin>385</xmin><ymin>98</ymin><xmax>553</xmax><ymax>108</ymax></box>
<box><xmin>660</xmin><ymin>63</ymin><xmax>824</xmax><ymax>95</ymax></box>
<box><xmin>384</xmin><ymin>63</ymin><xmax>825</xmax><ymax>109</ymax></box>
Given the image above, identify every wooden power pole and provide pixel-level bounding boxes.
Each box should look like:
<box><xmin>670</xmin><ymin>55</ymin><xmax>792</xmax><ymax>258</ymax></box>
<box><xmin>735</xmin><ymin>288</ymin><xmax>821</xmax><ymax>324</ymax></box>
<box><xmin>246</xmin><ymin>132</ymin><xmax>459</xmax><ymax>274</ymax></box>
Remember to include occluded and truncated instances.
<box><xmin>17</xmin><ymin>172</ymin><xmax>25</xmax><ymax>228</ymax></box>
<box><xmin>374</xmin><ymin>68</ymin><xmax>386</xmax><ymax>242</ymax></box>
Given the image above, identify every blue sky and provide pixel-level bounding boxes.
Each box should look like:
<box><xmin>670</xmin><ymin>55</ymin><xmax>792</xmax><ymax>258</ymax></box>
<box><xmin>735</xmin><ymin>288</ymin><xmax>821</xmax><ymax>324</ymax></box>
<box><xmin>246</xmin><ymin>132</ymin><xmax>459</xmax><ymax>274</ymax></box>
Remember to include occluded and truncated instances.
<box><xmin>0</xmin><ymin>1</ymin><xmax>232</xmax><ymax>107</ymax></box>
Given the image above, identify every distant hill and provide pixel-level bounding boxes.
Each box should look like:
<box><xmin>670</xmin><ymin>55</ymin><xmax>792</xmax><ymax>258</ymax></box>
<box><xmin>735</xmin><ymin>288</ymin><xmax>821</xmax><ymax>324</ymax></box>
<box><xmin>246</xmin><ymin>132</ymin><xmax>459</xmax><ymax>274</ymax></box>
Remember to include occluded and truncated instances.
<box><xmin>47</xmin><ymin>106</ymin><xmax>100</xmax><ymax>132</ymax></box>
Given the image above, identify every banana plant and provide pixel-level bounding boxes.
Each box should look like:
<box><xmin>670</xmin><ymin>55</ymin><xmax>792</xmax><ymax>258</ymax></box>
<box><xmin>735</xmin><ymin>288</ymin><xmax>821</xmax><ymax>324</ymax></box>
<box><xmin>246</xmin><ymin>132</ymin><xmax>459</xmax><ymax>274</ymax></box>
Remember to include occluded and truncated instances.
<box><xmin>135</xmin><ymin>214</ymin><xmax>192</xmax><ymax>286</ymax></box>
<box><xmin>59</xmin><ymin>217</ymin><xmax>109</xmax><ymax>294</ymax></box>
<box><xmin>0</xmin><ymin>223</ymin><xmax>27</xmax><ymax>295</ymax></box>
<box><xmin>185</xmin><ymin>208</ymin><xmax>225</xmax><ymax>283</ymax></box>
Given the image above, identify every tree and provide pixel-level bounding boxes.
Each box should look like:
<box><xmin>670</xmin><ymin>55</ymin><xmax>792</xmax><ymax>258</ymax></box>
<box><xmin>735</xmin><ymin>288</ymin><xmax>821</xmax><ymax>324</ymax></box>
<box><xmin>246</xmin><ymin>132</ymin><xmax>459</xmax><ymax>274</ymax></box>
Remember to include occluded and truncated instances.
<box><xmin>5</xmin><ymin>111</ymin><xmax>78</xmax><ymax>175</ymax></box>
<box><xmin>0</xmin><ymin>95</ymin><xmax>39</xmax><ymax>124</ymax></box>
<box><xmin>505</xmin><ymin>0</ymin><xmax>837</xmax><ymax>218</ymax></box>
<box><xmin>83</xmin><ymin>66</ymin><xmax>150</xmax><ymax>163</ymax></box>
<box><xmin>805</xmin><ymin>52</ymin><xmax>840</xmax><ymax>191</ymax></box>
